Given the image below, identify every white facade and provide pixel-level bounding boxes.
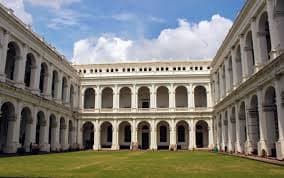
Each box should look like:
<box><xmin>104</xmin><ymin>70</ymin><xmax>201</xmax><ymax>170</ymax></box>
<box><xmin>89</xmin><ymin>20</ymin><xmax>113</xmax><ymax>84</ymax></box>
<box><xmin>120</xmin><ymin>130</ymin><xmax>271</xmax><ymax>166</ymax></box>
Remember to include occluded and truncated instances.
<box><xmin>0</xmin><ymin>0</ymin><xmax>284</xmax><ymax>160</ymax></box>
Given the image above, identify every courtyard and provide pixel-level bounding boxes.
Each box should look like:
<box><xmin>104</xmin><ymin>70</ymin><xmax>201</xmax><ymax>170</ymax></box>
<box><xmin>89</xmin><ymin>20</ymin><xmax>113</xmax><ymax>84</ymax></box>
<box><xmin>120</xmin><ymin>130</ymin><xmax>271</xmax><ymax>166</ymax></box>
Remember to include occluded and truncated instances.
<box><xmin>0</xmin><ymin>151</ymin><xmax>283</xmax><ymax>178</ymax></box>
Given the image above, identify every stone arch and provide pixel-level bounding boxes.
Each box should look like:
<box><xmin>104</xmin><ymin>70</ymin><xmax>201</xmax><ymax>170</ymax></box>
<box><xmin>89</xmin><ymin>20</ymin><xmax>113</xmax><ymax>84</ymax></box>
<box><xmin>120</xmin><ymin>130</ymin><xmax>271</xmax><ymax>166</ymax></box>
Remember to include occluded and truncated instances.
<box><xmin>39</xmin><ymin>62</ymin><xmax>48</xmax><ymax>94</ymax></box>
<box><xmin>138</xmin><ymin>86</ymin><xmax>150</xmax><ymax>109</ymax></box>
<box><xmin>156</xmin><ymin>121</ymin><xmax>170</xmax><ymax>149</ymax></box>
<box><xmin>5</xmin><ymin>41</ymin><xmax>20</xmax><ymax>80</ymax></box>
<box><xmin>196</xmin><ymin>120</ymin><xmax>209</xmax><ymax>148</ymax></box>
<box><xmin>263</xmin><ymin>86</ymin><xmax>278</xmax><ymax>157</ymax></box>
<box><xmin>119</xmin><ymin>87</ymin><xmax>131</xmax><ymax>108</ymax></box>
<box><xmin>245</xmin><ymin>31</ymin><xmax>255</xmax><ymax>76</ymax></box>
<box><xmin>175</xmin><ymin>86</ymin><xmax>188</xmax><ymax>108</ymax></box>
<box><xmin>176</xmin><ymin>120</ymin><xmax>189</xmax><ymax>150</ymax></box>
<box><xmin>194</xmin><ymin>86</ymin><xmax>207</xmax><ymax>108</ymax></box>
<box><xmin>49</xmin><ymin>114</ymin><xmax>57</xmax><ymax>151</ymax></box>
<box><xmin>0</xmin><ymin>102</ymin><xmax>16</xmax><ymax>152</ymax></box>
<box><xmin>101</xmin><ymin>87</ymin><xmax>113</xmax><ymax>109</ymax></box>
<box><xmin>100</xmin><ymin>121</ymin><xmax>113</xmax><ymax>148</ymax></box>
<box><xmin>258</xmin><ymin>11</ymin><xmax>271</xmax><ymax>61</ymax></box>
<box><xmin>82</xmin><ymin>121</ymin><xmax>94</xmax><ymax>149</ymax></box>
<box><xmin>51</xmin><ymin>70</ymin><xmax>59</xmax><ymax>98</ymax></box>
<box><xmin>239</xmin><ymin>101</ymin><xmax>247</xmax><ymax>152</ymax></box>
<box><xmin>36</xmin><ymin>111</ymin><xmax>46</xmax><ymax>146</ymax></box>
<box><xmin>24</xmin><ymin>53</ymin><xmax>36</xmax><ymax>87</ymax></box>
<box><xmin>19</xmin><ymin>107</ymin><xmax>32</xmax><ymax>150</ymax></box>
<box><xmin>137</xmin><ymin>121</ymin><xmax>151</xmax><ymax>150</ymax></box>
<box><xmin>61</xmin><ymin>77</ymin><xmax>68</xmax><ymax>102</ymax></box>
<box><xmin>84</xmin><ymin>88</ymin><xmax>95</xmax><ymax>109</ymax></box>
<box><xmin>118</xmin><ymin>121</ymin><xmax>131</xmax><ymax>149</ymax></box>
<box><xmin>156</xmin><ymin>86</ymin><xmax>169</xmax><ymax>108</ymax></box>
<box><xmin>59</xmin><ymin>117</ymin><xmax>66</xmax><ymax>147</ymax></box>
<box><xmin>235</xmin><ymin>45</ymin><xmax>243</xmax><ymax>84</ymax></box>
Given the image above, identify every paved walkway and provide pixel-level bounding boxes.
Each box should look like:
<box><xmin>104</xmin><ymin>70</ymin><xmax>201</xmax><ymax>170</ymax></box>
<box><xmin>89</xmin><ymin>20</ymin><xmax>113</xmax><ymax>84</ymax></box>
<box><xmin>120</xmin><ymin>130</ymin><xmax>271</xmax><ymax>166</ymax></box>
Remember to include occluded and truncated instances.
<box><xmin>219</xmin><ymin>152</ymin><xmax>284</xmax><ymax>166</ymax></box>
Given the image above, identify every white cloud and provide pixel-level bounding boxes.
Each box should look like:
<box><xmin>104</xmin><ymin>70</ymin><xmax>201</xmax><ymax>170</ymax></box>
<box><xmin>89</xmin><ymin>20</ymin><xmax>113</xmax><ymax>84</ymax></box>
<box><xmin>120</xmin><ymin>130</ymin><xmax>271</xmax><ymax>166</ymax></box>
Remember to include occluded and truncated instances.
<box><xmin>25</xmin><ymin>0</ymin><xmax>80</xmax><ymax>9</ymax></box>
<box><xmin>0</xmin><ymin>0</ymin><xmax>32</xmax><ymax>25</ymax></box>
<box><xmin>47</xmin><ymin>9</ymin><xmax>81</xmax><ymax>29</ymax></box>
<box><xmin>72</xmin><ymin>14</ymin><xmax>233</xmax><ymax>64</ymax></box>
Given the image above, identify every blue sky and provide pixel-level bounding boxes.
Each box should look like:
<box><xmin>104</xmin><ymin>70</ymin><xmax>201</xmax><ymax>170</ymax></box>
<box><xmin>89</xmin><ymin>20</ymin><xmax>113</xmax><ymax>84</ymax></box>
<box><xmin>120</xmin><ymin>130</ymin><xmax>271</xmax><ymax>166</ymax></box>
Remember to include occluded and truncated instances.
<box><xmin>1</xmin><ymin>0</ymin><xmax>245</xmax><ymax>63</ymax></box>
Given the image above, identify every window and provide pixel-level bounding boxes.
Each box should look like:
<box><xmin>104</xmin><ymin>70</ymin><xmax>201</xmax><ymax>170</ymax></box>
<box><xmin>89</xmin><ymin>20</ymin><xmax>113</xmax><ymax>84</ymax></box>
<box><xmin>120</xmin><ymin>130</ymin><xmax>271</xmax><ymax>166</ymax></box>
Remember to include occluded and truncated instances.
<box><xmin>142</xmin><ymin>101</ymin><xmax>149</xmax><ymax>108</ymax></box>
<box><xmin>127</xmin><ymin>68</ymin><xmax>130</xmax><ymax>72</ymax></box>
<box><xmin>83</xmin><ymin>70</ymin><xmax>86</xmax><ymax>73</ymax></box>
<box><xmin>161</xmin><ymin>67</ymin><xmax>164</xmax><ymax>71</ymax></box>
<box><xmin>178</xmin><ymin>67</ymin><xmax>181</xmax><ymax>71</ymax></box>
<box><xmin>124</xmin><ymin>125</ymin><xmax>131</xmax><ymax>142</ymax></box>
<box><xmin>90</xmin><ymin>69</ymin><xmax>93</xmax><ymax>73</ymax></box>
<box><xmin>173</xmin><ymin>67</ymin><xmax>176</xmax><ymax>71</ymax></box>
<box><xmin>132</xmin><ymin>68</ymin><xmax>135</xmax><ymax>72</ymax></box>
<box><xmin>144</xmin><ymin>68</ymin><xmax>147</xmax><ymax>71</ymax></box>
<box><xmin>123</xmin><ymin>68</ymin><xmax>126</xmax><ymax>72</ymax></box>
<box><xmin>156</xmin><ymin>67</ymin><xmax>159</xmax><ymax>71</ymax></box>
<box><xmin>182</xmin><ymin>67</ymin><xmax>186</xmax><ymax>71</ymax></box>
<box><xmin>139</xmin><ymin>68</ymin><xmax>143</xmax><ymax>72</ymax></box>
<box><xmin>160</xmin><ymin>126</ymin><xmax>167</xmax><ymax>142</ymax></box>
<box><xmin>166</xmin><ymin>67</ymin><xmax>169</xmax><ymax>71</ymax></box>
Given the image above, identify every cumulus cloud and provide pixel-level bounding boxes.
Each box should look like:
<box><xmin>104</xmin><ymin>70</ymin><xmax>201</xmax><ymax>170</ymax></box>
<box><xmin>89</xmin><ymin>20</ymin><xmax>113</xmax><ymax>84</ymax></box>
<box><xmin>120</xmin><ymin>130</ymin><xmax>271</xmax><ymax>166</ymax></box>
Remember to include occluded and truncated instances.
<box><xmin>25</xmin><ymin>0</ymin><xmax>80</xmax><ymax>9</ymax></box>
<box><xmin>72</xmin><ymin>14</ymin><xmax>233</xmax><ymax>64</ymax></box>
<box><xmin>0</xmin><ymin>0</ymin><xmax>32</xmax><ymax>25</ymax></box>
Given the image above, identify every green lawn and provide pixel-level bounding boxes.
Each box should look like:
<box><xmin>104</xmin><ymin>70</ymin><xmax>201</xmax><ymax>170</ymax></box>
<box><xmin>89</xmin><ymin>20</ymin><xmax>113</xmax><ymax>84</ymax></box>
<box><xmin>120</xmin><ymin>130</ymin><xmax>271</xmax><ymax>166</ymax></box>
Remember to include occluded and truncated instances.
<box><xmin>0</xmin><ymin>151</ymin><xmax>283</xmax><ymax>178</ymax></box>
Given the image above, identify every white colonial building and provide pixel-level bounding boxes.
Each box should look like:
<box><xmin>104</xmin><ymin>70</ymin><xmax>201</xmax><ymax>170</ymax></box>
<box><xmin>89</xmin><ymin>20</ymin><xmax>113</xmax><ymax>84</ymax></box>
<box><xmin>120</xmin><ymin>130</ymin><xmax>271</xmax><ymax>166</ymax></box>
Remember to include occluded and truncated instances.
<box><xmin>0</xmin><ymin>0</ymin><xmax>284</xmax><ymax>160</ymax></box>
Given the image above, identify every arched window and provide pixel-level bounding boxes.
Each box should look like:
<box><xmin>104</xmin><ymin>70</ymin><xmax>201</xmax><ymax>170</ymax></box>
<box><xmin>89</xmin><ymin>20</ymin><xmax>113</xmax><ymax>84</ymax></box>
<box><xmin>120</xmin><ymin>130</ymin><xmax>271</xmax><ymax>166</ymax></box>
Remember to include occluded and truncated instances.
<box><xmin>51</xmin><ymin>70</ymin><xmax>58</xmax><ymax>98</ymax></box>
<box><xmin>107</xmin><ymin>125</ymin><xmax>112</xmax><ymax>142</ymax></box>
<box><xmin>160</xmin><ymin>125</ymin><xmax>167</xmax><ymax>142</ymax></box>
<box><xmin>24</xmin><ymin>53</ymin><xmax>36</xmax><ymax>87</ymax></box>
<box><xmin>70</xmin><ymin>85</ymin><xmax>74</xmax><ymax>107</ymax></box>
<box><xmin>39</xmin><ymin>63</ymin><xmax>48</xmax><ymax>94</ymax></box>
<box><xmin>124</xmin><ymin>125</ymin><xmax>131</xmax><ymax>142</ymax></box>
<box><xmin>84</xmin><ymin>88</ymin><xmax>95</xmax><ymax>109</ymax></box>
<box><xmin>258</xmin><ymin>12</ymin><xmax>271</xmax><ymax>61</ymax></box>
<box><xmin>61</xmin><ymin>77</ymin><xmax>68</xmax><ymax>102</ymax></box>
<box><xmin>194</xmin><ymin>86</ymin><xmax>207</xmax><ymax>108</ymax></box>
<box><xmin>119</xmin><ymin>87</ymin><xmax>131</xmax><ymax>108</ymax></box>
<box><xmin>138</xmin><ymin>87</ymin><xmax>150</xmax><ymax>108</ymax></box>
<box><xmin>5</xmin><ymin>42</ymin><xmax>20</xmax><ymax>80</ymax></box>
<box><xmin>245</xmin><ymin>31</ymin><xmax>255</xmax><ymax>76</ymax></box>
<box><xmin>177</xmin><ymin>125</ymin><xmax>185</xmax><ymax>142</ymax></box>
<box><xmin>175</xmin><ymin>86</ymin><xmax>188</xmax><ymax>108</ymax></box>
<box><xmin>102</xmin><ymin>87</ymin><xmax>113</xmax><ymax>109</ymax></box>
<box><xmin>157</xmin><ymin>86</ymin><xmax>169</xmax><ymax>108</ymax></box>
<box><xmin>235</xmin><ymin>45</ymin><xmax>243</xmax><ymax>84</ymax></box>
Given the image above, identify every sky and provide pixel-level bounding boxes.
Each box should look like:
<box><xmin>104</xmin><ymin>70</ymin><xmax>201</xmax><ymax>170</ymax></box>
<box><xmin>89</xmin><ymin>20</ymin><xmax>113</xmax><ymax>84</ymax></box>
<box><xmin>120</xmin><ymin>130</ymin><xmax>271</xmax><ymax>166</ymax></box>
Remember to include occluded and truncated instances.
<box><xmin>0</xmin><ymin>0</ymin><xmax>245</xmax><ymax>64</ymax></box>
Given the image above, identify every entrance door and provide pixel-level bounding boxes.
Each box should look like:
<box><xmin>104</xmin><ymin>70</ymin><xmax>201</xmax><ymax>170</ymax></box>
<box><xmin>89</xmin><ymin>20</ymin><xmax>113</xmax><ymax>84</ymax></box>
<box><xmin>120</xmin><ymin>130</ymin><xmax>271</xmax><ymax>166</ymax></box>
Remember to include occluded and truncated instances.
<box><xmin>142</xmin><ymin>132</ymin><xmax>149</xmax><ymax>149</ymax></box>
<box><xmin>196</xmin><ymin>132</ymin><xmax>203</xmax><ymax>148</ymax></box>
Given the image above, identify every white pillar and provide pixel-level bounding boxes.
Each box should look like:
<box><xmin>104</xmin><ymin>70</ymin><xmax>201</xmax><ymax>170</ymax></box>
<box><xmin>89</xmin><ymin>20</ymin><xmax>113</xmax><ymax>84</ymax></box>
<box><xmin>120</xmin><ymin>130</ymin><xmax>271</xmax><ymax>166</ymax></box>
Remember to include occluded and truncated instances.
<box><xmin>251</xmin><ymin>17</ymin><xmax>263</xmax><ymax>72</ymax></box>
<box><xmin>150</xmin><ymin>85</ymin><xmax>156</xmax><ymax>110</ymax></box>
<box><xmin>150</xmin><ymin>119</ymin><xmax>157</xmax><ymax>150</ymax></box>
<box><xmin>219</xmin><ymin>67</ymin><xmax>224</xmax><ymax>99</ymax></box>
<box><xmin>93</xmin><ymin>120</ymin><xmax>100</xmax><ymax>150</ymax></box>
<box><xmin>213</xmin><ymin>73</ymin><xmax>219</xmax><ymax>103</ymax></box>
<box><xmin>56</xmin><ymin>71</ymin><xmax>63</xmax><ymax>103</ymax></box>
<box><xmin>0</xmin><ymin>31</ymin><xmax>10</xmax><ymax>82</ymax></box>
<box><xmin>131</xmin><ymin>85</ymin><xmax>137</xmax><ymax>111</ymax></box>
<box><xmin>207</xmin><ymin>84</ymin><xmax>212</xmax><ymax>108</ymax></box>
<box><xmin>64</xmin><ymin>79</ymin><xmax>71</xmax><ymax>105</ymax></box>
<box><xmin>224</xmin><ymin>58</ymin><xmax>230</xmax><ymax>95</ymax></box>
<box><xmin>235</xmin><ymin>102</ymin><xmax>242</xmax><ymax>153</ymax></box>
<box><xmin>208</xmin><ymin>119</ymin><xmax>214</xmax><ymax>149</ymax></box>
<box><xmin>30</xmin><ymin>55</ymin><xmax>41</xmax><ymax>95</ymax></box>
<box><xmin>231</xmin><ymin>47</ymin><xmax>238</xmax><ymax>89</ymax></box>
<box><xmin>275</xmin><ymin>78</ymin><xmax>284</xmax><ymax>160</ymax></box>
<box><xmin>23</xmin><ymin>113</ymin><xmax>35</xmax><ymax>152</ymax></box>
<box><xmin>95</xmin><ymin>86</ymin><xmax>101</xmax><ymax>112</ymax></box>
<box><xmin>111</xmin><ymin>120</ymin><xmax>119</xmax><ymax>150</ymax></box>
<box><xmin>14</xmin><ymin>44</ymin><xmax>27</xmax><ymax>88</ymax></box>
<box><xmin>77</xmin><ymin>120</ymin><xmax>83</xmax><ymax>149</ymax></box>
<box><xmin>169</xmin><ymin>119</ymin><xmax>177</xmax><ymax>150</ymax></box>
<box><xmin>113</xmin><ymin>85</ymin><xmax>119</xmax><ymax>112</ymax></box>
<box><xmin>239</xmin><ymin>34</ymin><xmax>249</xmax><ymax>81</ymax></box>
<box><xmin>188</xmin><ymin>84</ymin><xmax>194</xmax><ymax>110</ymax></box>
<box><xmin>187</xmin><ymin>120</ymin><xmax>193</xmax><ymax>150</ymax></box>
<box><xmin>257</xmin><ymin>89</ymin><xmax>268</xmax><ymax>156</ymax></box>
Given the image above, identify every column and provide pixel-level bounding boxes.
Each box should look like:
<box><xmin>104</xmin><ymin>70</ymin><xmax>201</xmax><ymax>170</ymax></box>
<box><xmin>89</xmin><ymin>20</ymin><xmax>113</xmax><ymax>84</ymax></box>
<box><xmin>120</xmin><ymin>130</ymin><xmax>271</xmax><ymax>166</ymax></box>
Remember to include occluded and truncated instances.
<box><xmin>257</xmin><ymin>89</ymin><xmax>268</xmax><ymax>156</ymax></box>
<box><xmin>54</xmin><ymin>117</ymin><xmax>60</xmax><ymax>151</ymax></box>
<box><xmin>219</xmin><ymin>67</ymin><xmax>224</xmax><ymax>99</ymax></box>
<box><xmin>251</xmin><ymin>17</ymin><xmax>263</xmax><ymax>72</ymax></box>
<box><xmin>244</xmin><ymin>98</ymin><xmax>253</xmax><ymax>155</ymax></box>
<box><xmin>40</xmin><ymin>113</ymin><xmax>50</xmax><ymax>152</ymax></box>
<box><xmin>266</xmin><ymin>0</ymin><xmax>283</xmax><ymax>59</ymax></box>
<box><xmin>169</xmin><ymin>119</ymin><xmax>177</xmax><ymax>151</ymax></box>
<box><xmin>14</xmin><ymin>44</ymin><xmax>28</xmax><ymax>88</ymax></box>
<box><xmin>150</xmin><ymin>119</ymin><xmax>157</xmax><ymax>150</ymax></box>
<box><xmin>0</xmin><ymin>31</ymin><xmax>10</xmax><ymax>82</ymax></box>
<box><xmin>275</xmin><ymin>78</ymin><xmax>284</xmax><ymax>160</ymax></box>
<box><xmin>208</xmin><ymin>119</ymin><xmax>214</xmax><ymax>149</ymax></box>
<box><xmin>93</xmin><ymin>120</ymin><xmax>101</xmax><ymax>150</ymax></box>
<box><xmin>111</xmin><ymin>120</ymin><xmax>119</xmax><ymax>150</ymax></box>
<box><xmin>188</xmin><ymin>84</ymin><xmax>194</xmax><ymax>110</ymax></box>
<box><xmin>80</xmin><ymin>87</ymin><xmax>85</xmax><ymax>110</ymax></box>
<box><xmin>113</xmin><ymin>85</ymin><xmax>119</xmax><ymax>112</ymax></box>
<box><xmin>44</xmin><ymin>63</ymin><xmax>53</xmax><ymax>99</ymax></box>
<box><xmin>23</xmin><ymin>112</ymin><xmax>35</xmax><ymax>152</ymax></box>
<box><xmin>50</xmin><ymin>118</ymin><xmax>58</xmax><ymax>151</ymax></box>
<box><xmin>77</xmin><ymin>120</ymin><xmax>83</xmax><ymax>149</ymax></box>
<box><xmin>187</xmin><ymin>120</ymin><xmax>193</xmax><ymax>150</ymax></box>
<box><xmin>231</xmin><ymin>47</ymin><xmax>238</xmax><ymax>89</ymax></box>
<box><xmin>239</xmin><ymin>34</ymin><xmax>249</xmax><ymax>81</ymax></box>
<box><xmin>207</xmin><ymin>84</ymin><xmax>212</xmax><ymax>108</ymax></box>
<box><xmin>131</xmin><ymin>119</ymin><xmax>138</xmax><ymax>150</ymax></box>
<box><xmin>169</xmin><ymin>84</ymin><xmax>175</xmax><ymax>111</ymax></box>
<box><xmin>213</xmin><ymin>73</ymin><xmax>219</xmax><ymax>103</ymax></box>
<box><xmin>55</xmin><ymin>70</ymin><xmax>62</xmax><ymax>103</ymax></box>
<box><xmin>235</xmin><ymin>102</ymin><xmax>242</xmax><ymax>153</ymax></box>
<box><xmin>224</xmin><ymin>58</ymin><xmax>230</xmax><ymax>95</ymax></box>
<box><xmin>227</xmin><ymin>108</ymin><xmax>233</xmax><ymax>152</ymax></box>
<box><xmin>150</xmin><ymin>85</ymin><xmax>156</xmax><ymax>110</ymax></box>
<box><xmin>192</xmin><ymin>120</ymin><xmax>196</xmax><ymax>149</ymax></box>
<box><xmin>60</xmin><ymin>121</ymin><xmax>67</xmax><ymax>150</ymax></box>
<box><xmin>64</xmin><ymin>79</ymin><xmax>71</xmax><ymax>105</ymax></box>
<box><xmin>95</xmin><ymin>86</ymin><xmax>101</xmax><ymax>112</ymax></box>
<box><xmin>30</xmin><ymin>55</ymin><xmax>41</xmax><ymax>95</ymax></box>
<box><xmin>131</xmin><ymin>85</ymin><xmax>137</xmax><ymax>111</ymax></box>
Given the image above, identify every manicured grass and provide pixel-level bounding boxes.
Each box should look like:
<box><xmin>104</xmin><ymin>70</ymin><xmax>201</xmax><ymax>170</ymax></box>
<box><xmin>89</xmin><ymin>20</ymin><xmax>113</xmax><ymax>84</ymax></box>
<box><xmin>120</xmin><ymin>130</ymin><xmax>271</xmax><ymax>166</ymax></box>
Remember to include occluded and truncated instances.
<box><xmin>0</xmin><ymin>151</ymin><xmax>283</xmax><ymax>178</ymax></box>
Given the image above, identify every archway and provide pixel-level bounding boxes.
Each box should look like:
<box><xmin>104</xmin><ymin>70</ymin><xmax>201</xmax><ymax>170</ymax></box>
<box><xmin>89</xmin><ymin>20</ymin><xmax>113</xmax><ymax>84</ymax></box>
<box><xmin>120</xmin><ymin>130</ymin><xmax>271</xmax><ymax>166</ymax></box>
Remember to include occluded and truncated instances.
<box><xmin>196</xmin><ymin>120</ymin><xmax>209</xmax><ymax>148</ymax></box>
<box><xmin>263</xmin><ymin>86</ymin><xmax>279</xmax><ymax>157</ymax></box>
<box><xmin>0</xmin><ymin>102</ymin><xmax>16</xmax><ymax>152</ymax></box>
<box><xmin>245</xmin><ymin>31</ymin><xmax>255</xmax><ymax>76</ymax></box>
<box><xmin>235</xmin><ymin>45</ymin><xmax>243</xmax><ymax>84</ymax></box>
<box><xmin>137</xmin><ymin>122</ymin><xmax>150</xmax><ymax>150</ymax></box>
<box><xmin>61</xmin><ymin>77</ymin><xmax>68</xmax><ymax>102</ymax></box>
<box><xmin>119</xmin><ymin>87</ymin><xmax>131</xmax><ymax>108</ymax></box>
<box><xmin>82</xmin><ymin>122</ymin><xmax>94</xmax><ymax>149</ymax></box>
<box><xmin>36</xmin><ymin>111</ymin><xmax>46</xmax><ymax>146</ymax></box>
<box><xmin>100</xmin><ymin>122</ymin><xmax>112</xmax><ymax>148</ymax></box>
<box><xmin>119</xmin><ymin>121</ymin><xmax>131</xmax><ymax>149</ymax></box>
<box><xmin>5</xmin><ymin>42</ymin><xmax>20</xmax><ymax>80</ymax></box>
<box><xmin>157</xmin><ymin>121</ymin><xmax>170</xmax><ymax>150</ymax></box>
<box><xmin>68</xmin><ymin>120</ymin><xmax>73</xmax><ymax>146</ymax></box>
<box><xmin>101</xmin><ymin>88</ymin><xmax>113</xmax><ymax>109</ymax></box>
<box><xmin>39</xmin><ymin>63</ymin><xmax>48</xmax><ymax>94</ymax></box>
<box><xmin>70</xmin><ymin>85</ymin><xmax>74</xmax><ymax>107</ymax></box>
<box><xmin>24</xmin><ymin>53</ymin><xmax>36</xmax><ymax>87</ymax></box>
<box><xmin>258</xmin><ymin>12</ymin><xmax>271</xmax><ymax>61</ymax></box>
<box><xmin>239</xmin><ymin>102</ymin><xmax>247</xmax><ymax>152</ymax></box>
<box><xmin>175</xmin><ymin>86</ymin><xmax>188</xmax><ymax>108</ymax></box>
<box><xmin>138</xmin><ymin>87</ymin><xmax>150</xmax><ymax>109</ymax></box>
<box><xmin>84</xmin><ymin>88</ymin><xmax>95</xmax><ymax>109</ymax></box>
<box><xmin>194</xmin><ymin>86</ymin><xmax>207</xmax><ymax>108</ymax></box>
<box><xmin>49</xmin><ymin>114</ymin><xmax>57</xmax><ymax>151</ymax></box>
<box><xmin>156</xmin><ymin>86</ymin><xmax>169</xmax><ymax>108</ymax></box>
<box><xmin>176</xmin><ymin>121</ymin><xmax>189</xmax><ymax>150</ymax></box>
<box><xmin>59</xmin><ymin>117</ymin><xmax>66</xmax><ymax>148</ymax></box>
<box><xmin>19</xmin><ymin>107</ymin><xmax>32</xmax><ymax>151</ymax></box>
<box><xmin>51</xmin><ymin>70</ymin><xmax>59</xmax><ymax>98</ymax></box>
